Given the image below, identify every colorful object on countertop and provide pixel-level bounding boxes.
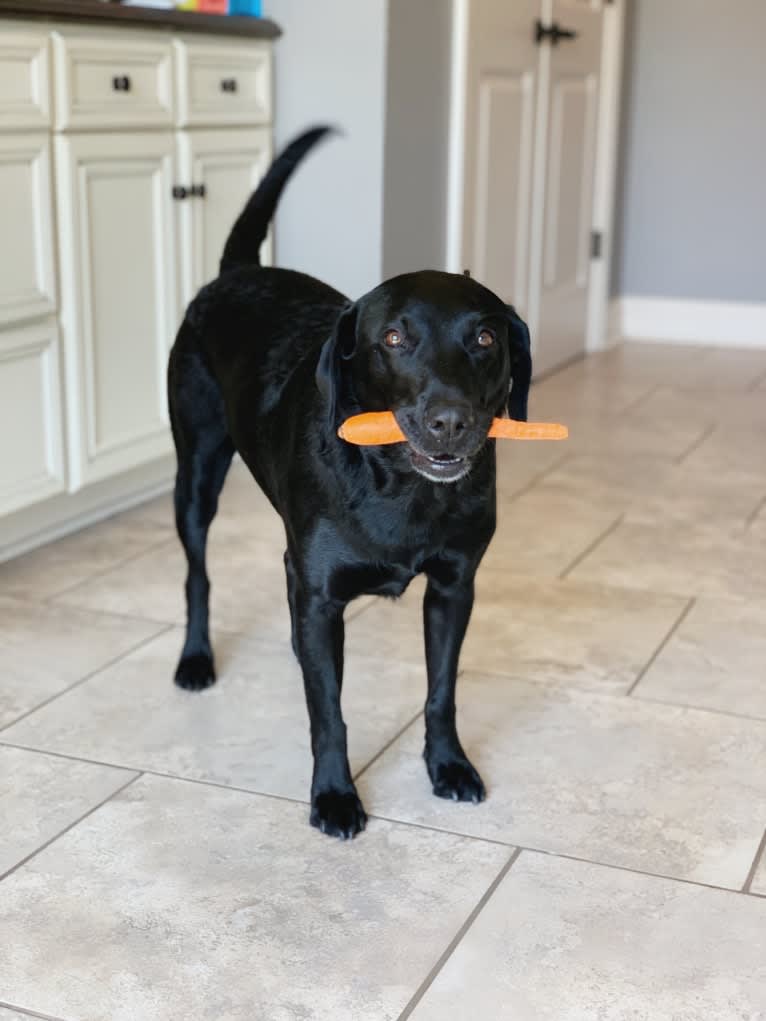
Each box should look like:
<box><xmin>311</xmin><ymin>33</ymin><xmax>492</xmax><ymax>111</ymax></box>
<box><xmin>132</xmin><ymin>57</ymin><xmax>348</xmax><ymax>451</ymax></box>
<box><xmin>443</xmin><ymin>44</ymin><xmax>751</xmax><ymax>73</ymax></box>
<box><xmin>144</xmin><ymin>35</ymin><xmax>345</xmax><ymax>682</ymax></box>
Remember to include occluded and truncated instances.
<box><xmin>176</xmin><ymin>0</ymin><xmax>262</xmax><ymax>11</ymax></box>
<box><xmin>338</xmin><ymin>412</ymin><xmax>569</xmax><ymax>446</ymax></box>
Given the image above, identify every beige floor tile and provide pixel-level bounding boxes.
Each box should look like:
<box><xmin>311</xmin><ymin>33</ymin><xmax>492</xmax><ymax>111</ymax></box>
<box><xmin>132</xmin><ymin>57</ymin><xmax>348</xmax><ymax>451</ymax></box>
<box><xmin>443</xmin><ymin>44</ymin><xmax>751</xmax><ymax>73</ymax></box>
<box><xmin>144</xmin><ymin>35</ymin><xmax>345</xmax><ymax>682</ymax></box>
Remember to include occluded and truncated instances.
<box><xmin>570</xmin><ymin>518</ymin><xmax>766</xmax><ymax>600</ymax></box>
<box><xmin>683</xmin><ymin>423</ymin><xmax>765</xmax><ymax>475</ymax></box>
<box><xmin>54</xmin><ymin>531</ymin><xmax>292</xmax><ymax>638</ymax></box>
<box><xmin>409</xmin><ymin>852</ymin><xmax>766</xmax><ymax>1021</ymax></box>
<box><xmin>0</xmin><ymin>596</ymin><xmax>166</xmax><ymax>729</ymax></box>
<box><xmin>0</xmin><ymin>745</ymin><xmax>135</xmax><ymax>878</ymax></box>
<box><xmin>637</xmin><ymin>385</ymin><xmax>766</xmax><ymax>429</ymax></box>
<box><xmin>482</xmin><ymin>487</ymin><xmax>620</xmax><ymax>576</ymax></box>
<box><xmin>358</xmin><ymin>673</ymin><xmax>766</xmax><ymax>886</ymax></box>
<box><xmin>3</xmin><ymin>627</ymin><xmax>426</xmax><ymax>800</ymax></box>
<box><xmin>0</xmin><ymin>1010</ymin><xmax>40</xmax><ymax>1020</ymax></box>
<box><xmin>635</xmin><ymin>598</ymin><xmax>766</xmax><ymax>720</ymax></box>
<box><xmin>0</xmin><ymin>512</ymin><xmax>173</xmax><ymax>601</ymax></box>
<box><xmin>561</xmin><ymin>341</ymin><xmax>710</xmax><ymax>381</ymax></box>
<box><xmin>495</xmin><ymin>442</ymin><xmax>568</xmax><ymax>498</ymax></box>
<box><xmin>560</xmin><ymin>410</ymin><xmax>708</xmax><ymax>460</ymax></box>
<box><xmin>348</xmin><ymin>575</ymin><xmax>685</xmax><ymax>694</ymax></box>
<box><xmin>0</xmin><ymin>773</ymin><xmax>510</xmax><ymax>1021</ymax></box>
<box><xmin>529</xmin><ymin>376</ymin><xmax>654</xmax><ymax>418</ymax></box>
<box><xmin>537</xmin><ymin>453</ymin><xmax>766</xmax><ymax>525</ymax></box>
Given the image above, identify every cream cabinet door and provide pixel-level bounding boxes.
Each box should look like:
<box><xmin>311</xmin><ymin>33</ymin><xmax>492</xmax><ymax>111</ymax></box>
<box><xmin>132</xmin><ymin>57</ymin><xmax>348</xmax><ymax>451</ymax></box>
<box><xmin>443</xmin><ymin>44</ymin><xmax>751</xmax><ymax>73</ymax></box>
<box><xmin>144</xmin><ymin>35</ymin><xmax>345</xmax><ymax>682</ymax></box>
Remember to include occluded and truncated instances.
<box><xmin>0</xmin><ymin>132</ymin><xmax>57</xmax><ymax>326</ymax></box>
<box><xmin>55</xmin><ymin>131</ymin><xmax>178</xmax><ymax>490</ymax></box>
<box><xmin>176</xmin><ymin>126</ymin><xmax>271</xmax><ymax>306</ymax></box>
<box><xmin>0</xmin><ymin>320</ymin><xmax>65</xmax><ymax>516</ymax></box>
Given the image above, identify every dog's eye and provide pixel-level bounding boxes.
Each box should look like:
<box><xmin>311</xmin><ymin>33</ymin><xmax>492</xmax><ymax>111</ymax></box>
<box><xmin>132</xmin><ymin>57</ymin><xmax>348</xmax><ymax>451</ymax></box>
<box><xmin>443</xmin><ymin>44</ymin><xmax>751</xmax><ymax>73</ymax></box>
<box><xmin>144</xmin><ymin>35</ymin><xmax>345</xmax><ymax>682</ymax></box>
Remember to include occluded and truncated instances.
<box><xmin>383</xmin><ymin>329</ymin><xmax>403</xmax><ymax>348</ymax></box>
<box><xmin>477</xmin><ymin>329</ymin><xmax>495</xmax><ymax>348</ymax></box>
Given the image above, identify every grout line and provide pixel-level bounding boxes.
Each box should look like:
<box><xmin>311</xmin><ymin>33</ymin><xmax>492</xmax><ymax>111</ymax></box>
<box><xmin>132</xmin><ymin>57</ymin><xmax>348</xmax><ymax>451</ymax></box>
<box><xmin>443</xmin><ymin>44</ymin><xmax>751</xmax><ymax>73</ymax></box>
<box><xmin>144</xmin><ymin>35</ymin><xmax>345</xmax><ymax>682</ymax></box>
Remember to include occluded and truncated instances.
<box><xmin>742</xmin><ymin>827</ymin><xmax>766</xmax><ymax>894</ymax></box>
<box><xmin>396</xmin><ymin>848</ymin><xmax>522</xmax><ymax>1021</ymax></box>
<box><xmin>0</xmin><ymin>625</ymin><xmax>174</xmax><ymax>737</ymax></box>
<box><xmin>674</xmin><ymin>423</ymin><xmax>716</xmax><ymax>465</ymax></box>
<box><xmin>744</xmin><ymin>492</ymin><xmax>766</xmax><ymax>529</ymax></box>
<box><xmin>626</xmin><ymin>597</ymin><xmax>696</xmax><ymax>696</ymax></box>
<box><xmin>630</xmin><ymin>692</ymin><xmax>766</xmax><ymax>725</ymax></box>
<box><xmin>620</xmin><ymin>382</ymin><xmax>659</xmax><ymax>415</ymax></box>
<box><xmin>0</xmin><ymin>1003</ymin><xmax>74</xmax><ymax>1021</ymax></box>
<box><xmin>3</xmin><ymin>589</ymin><xmax>178</xmax><ymax>630</ymax></box>
<box><xmin>558</xmin><ymin>513</ymin><xmax>624</xmax><ymax>580</ymax></box>
<box><xmin>0</xmin><ymin>772</ymin><xmax>142</xmax><ymax>885</ymax></box>
<box><xmin>45</xmin><ymin>535</ymin><xmax>176</xmax><ymax>604</ymax></box>
<box><xmin>352</xmin><ymin>710</ymin><xmax>424</xmax><ymax>781</ymax></box>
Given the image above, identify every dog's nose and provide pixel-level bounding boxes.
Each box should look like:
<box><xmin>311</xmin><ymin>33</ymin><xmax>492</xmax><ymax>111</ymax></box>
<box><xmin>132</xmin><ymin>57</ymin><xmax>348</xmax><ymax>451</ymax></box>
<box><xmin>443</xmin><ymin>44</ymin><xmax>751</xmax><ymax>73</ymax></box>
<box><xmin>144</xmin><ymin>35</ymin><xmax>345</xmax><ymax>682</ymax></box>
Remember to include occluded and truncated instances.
<box><xmin>425</xmin><ymin>404</ymin><xmax>473</xmax><ymax>444</ymax></box>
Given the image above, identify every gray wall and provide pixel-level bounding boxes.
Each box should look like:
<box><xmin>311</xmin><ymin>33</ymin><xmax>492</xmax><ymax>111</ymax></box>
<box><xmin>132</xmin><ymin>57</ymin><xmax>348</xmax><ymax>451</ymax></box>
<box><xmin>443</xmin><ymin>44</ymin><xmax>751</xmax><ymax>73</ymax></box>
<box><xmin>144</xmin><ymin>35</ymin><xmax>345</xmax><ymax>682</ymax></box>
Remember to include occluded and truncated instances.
<box><xmin>382</xmin><ymin>0</ymin><xmax>453</xmax><ymax>278</ymax></box>
<box><xmin>262</xmin><ymin>0</ymin><xmax>388</xmax><ymax>299</ymax></box>
<box><xmin>614</xmin><ymin>0</ymin><xmax>766</xmax><ymax>302</ymax></box>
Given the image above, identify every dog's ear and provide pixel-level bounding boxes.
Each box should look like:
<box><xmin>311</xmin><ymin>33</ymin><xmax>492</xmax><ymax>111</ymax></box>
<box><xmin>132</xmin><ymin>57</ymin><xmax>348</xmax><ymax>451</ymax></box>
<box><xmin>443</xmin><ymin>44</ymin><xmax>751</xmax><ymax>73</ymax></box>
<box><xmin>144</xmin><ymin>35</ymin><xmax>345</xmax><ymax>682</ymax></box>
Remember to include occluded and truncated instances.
<box><xmin>506</xmin><ymin>305</ymin><xmax>532</xmax><ymax>422</ymax></box>
<box><xmin>316</xmin><ymin>302</ymin><xmax>358</xmax><ymax>428</ymax></box>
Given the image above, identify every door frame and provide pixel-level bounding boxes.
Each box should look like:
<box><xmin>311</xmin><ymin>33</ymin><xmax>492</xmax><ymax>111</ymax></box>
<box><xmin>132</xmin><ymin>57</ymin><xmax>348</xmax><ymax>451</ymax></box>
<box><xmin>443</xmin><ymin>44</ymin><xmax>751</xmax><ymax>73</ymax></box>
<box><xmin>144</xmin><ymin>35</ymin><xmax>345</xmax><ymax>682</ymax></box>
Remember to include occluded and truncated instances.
<box><xmin>445</xmin><ymin>0</ymin><xmax>626</xmax><ymax>357</ymax></box>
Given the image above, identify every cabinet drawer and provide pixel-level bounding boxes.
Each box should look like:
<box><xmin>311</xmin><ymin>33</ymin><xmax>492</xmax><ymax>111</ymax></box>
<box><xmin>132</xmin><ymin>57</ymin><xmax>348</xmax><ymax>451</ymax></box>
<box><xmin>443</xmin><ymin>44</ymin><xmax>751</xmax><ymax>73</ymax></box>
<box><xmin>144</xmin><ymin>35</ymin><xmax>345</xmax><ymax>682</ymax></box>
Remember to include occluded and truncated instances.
<box><xmin>0</xmin><ymin>26</ymin><xmax>50</xmax><ymax>131</ymax></box>
<box><xmin>52</xmin><ymin>30</ymin><xmax>174</xmax><ymax>131</ymax></box>
<box><xmin>0</xmin><ymin>320</ymin><xmax>65</xmax><ymax>516</ymax></box>
<box><xmin>175</xmin><ymin>38</ymin><xmax>271</xmax><ymax>128</ymax></box>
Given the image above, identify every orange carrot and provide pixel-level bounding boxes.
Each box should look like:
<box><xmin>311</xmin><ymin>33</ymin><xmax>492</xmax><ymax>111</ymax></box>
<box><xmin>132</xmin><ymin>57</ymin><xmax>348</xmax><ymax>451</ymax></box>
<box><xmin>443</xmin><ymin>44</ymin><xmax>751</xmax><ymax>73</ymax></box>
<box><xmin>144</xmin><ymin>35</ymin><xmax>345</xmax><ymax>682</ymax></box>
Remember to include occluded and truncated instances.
<box><xmin>338</xmin><ymin>411</ymin><xmax>568</xmax><ymax>446</ymax></box>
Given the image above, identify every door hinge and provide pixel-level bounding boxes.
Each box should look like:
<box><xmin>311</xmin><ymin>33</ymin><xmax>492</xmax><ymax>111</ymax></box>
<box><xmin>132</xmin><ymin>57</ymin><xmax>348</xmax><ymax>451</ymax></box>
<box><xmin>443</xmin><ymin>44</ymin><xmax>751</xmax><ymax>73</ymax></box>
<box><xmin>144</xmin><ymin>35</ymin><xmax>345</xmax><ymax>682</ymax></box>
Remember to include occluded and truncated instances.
<box><xmin>590</xmin><ymin>231</ymin><xmax>603</xmax><ymax>260</ymax></box>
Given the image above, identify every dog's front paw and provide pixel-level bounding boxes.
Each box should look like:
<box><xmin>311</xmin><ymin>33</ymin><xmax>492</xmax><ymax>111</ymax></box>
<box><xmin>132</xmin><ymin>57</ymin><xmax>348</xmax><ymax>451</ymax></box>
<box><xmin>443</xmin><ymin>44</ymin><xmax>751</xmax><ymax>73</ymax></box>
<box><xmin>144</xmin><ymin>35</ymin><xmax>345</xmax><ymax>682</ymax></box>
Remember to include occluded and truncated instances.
<box><xmin>428</xmin><ymin>758</ymin><xmax>486</xmax><ymax>804</ymax></box>
<box><xmin>310</xmin><ymin>788</ymin><xmax>367</xmax><ymax>840</ymax></box>
<box><xmin>174</xmin><ymin>652</ymin><xmax>216</xmax><ymax>692</ymax></box>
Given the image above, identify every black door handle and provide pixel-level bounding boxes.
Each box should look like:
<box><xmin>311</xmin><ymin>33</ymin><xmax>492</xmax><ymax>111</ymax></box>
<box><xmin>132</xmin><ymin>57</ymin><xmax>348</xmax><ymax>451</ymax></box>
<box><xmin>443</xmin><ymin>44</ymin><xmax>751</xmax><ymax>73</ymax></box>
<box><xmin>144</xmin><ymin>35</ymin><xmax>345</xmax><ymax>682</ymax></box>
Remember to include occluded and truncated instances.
<box><xmin>220</xmin><ymin>78</ymin><xmax>238</xmax><ymax>93</ymax></box>
<box><xmin>172</xmin><ymin>186</ymin><xmax>189</xmax><ymax>201</ymax></box>
<box><xmin>190</xmin><ymin>184</ymin><xmax>207</xmax><ymax>199</ymax></box>
<box><xmin>112</xmin><ymin>75</ymin><xmax>132</xmax><ymax>92</ymax></box>
<box><xmin>535</xmin><ymin>20</ymin><xmax>579</xmax><ymax>45</ymax></box>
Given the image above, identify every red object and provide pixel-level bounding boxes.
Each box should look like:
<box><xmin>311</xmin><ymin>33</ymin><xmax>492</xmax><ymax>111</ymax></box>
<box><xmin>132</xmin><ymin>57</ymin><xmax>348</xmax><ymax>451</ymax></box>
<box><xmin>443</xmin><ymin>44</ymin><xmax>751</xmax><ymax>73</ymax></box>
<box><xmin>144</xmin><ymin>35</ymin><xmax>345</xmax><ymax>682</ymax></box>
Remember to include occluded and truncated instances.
<box><xmin>197</xmin><ymin>0</ymin><xmax>228</xmax><ymax>13</ymax></box>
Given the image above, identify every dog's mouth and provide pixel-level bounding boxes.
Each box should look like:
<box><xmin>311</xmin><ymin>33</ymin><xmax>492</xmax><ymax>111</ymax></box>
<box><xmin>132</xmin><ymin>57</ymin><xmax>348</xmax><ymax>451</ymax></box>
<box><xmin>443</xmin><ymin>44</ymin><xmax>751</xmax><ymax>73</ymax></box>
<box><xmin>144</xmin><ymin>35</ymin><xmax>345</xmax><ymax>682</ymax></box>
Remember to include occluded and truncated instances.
<box><xmin>409</xmin><ymin>449</ymin><xmax>471</xmax><ymax>483</ymax></box>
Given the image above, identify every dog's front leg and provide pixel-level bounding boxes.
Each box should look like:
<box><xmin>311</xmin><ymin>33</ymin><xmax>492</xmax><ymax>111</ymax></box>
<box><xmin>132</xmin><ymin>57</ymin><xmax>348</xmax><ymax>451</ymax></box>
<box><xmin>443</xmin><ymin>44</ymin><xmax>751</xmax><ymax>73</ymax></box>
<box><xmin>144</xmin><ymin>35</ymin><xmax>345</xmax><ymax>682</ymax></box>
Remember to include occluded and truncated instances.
<box><xmin>422</xmin><ymin>565</ymin><xmax>486</xmax><ymax>804</ymax></box>
<box><xmin>294</xmin><ymin>591</ymin><xmax>367</xmax><ymax>839</ymax></box>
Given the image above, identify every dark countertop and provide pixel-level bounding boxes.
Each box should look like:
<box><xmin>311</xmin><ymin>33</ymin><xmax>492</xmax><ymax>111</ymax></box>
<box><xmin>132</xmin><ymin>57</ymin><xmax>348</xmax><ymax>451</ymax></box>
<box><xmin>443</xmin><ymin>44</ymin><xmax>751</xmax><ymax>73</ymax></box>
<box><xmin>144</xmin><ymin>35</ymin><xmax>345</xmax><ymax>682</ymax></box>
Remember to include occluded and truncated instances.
<box><xmin>0</xmin><ymin>0</ymin><xmax>281</xmax><ymax>38</ymax></box>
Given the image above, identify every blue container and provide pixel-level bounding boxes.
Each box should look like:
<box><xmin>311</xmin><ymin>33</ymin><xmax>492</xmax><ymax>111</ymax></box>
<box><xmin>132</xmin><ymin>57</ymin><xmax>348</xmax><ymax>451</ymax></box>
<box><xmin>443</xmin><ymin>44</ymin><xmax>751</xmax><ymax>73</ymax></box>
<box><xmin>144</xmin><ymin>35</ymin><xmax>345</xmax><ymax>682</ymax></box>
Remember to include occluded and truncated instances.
<box><xmin>229</xmin><ymin>0</ymin><xmax>262</xmax><ymax>14</ymax></box>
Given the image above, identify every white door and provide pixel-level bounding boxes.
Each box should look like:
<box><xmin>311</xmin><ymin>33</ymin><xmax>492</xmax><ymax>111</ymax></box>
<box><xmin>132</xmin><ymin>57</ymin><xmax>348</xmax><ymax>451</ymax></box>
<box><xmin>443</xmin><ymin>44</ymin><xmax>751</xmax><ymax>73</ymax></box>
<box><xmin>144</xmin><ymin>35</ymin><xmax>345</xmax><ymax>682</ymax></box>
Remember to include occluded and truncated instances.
<box><xmin>456</xmin><ymin>0</ymin><xmax>604</xmax><ymax>375</ymax></box>
<box><xmin>55</xmin><ymin>131</ymin><xmax>177</xmax><ymax>490</ymax></box>
<box><xmin>531</xmin><ymin>0</ymin><xmax>604</xmax><ymax>374</ymax></box>
<box><xmin>176</xmin><ymin>127</ymin><xmax>272</xmax><ymax>306</ymax></box>
<box><xmin>458</xmin><ymin>0</ymin><xmax>541</xmax><ymax>317</ymax></box>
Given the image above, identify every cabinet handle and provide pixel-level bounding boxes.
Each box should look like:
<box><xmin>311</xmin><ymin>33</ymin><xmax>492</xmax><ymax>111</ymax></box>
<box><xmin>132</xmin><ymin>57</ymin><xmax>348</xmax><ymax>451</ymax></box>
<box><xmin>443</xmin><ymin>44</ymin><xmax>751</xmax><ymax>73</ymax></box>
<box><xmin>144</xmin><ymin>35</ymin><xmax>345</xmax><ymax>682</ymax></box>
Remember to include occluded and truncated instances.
<box><xmin>172</xmin><ymin>186</ymin><xmax>189</xmax><ymax>200</ymax></box>
<box><xmin>535</xmin><ymin>20</ymin><xmax>578</xmax><ymax>45</ymax></box>
<box><xmin>220</xmin><ymin>78</ymin><xmax>238</xmax><ymax>93</ymax></box>
<box><xmin>190</xmin><ymin>184</ymin><xmax>207</xmax><ymax>199</ymax></box>
<box><xmin>112</xmin><ymin>75</ymin><xmax>132</xmax><ymax>92</ymax></box>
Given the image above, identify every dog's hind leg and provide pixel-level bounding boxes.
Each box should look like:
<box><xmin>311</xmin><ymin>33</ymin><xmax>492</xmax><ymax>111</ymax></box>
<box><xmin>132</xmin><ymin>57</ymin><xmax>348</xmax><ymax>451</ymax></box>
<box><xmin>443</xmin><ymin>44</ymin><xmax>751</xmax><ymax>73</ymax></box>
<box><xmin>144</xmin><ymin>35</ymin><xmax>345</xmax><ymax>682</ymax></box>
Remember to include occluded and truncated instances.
<box><xmin>168</xmin><ymin>330</ymin><xmax>234</xmax><ymax>691</ymax></box>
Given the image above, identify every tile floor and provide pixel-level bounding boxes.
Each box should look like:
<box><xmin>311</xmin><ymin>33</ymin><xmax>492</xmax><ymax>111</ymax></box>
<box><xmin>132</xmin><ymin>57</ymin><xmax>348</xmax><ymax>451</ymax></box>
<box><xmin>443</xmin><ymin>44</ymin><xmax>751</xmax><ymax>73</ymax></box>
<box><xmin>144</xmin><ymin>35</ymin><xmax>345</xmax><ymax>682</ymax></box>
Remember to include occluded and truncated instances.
<box><xmin>1</xmin><ymin>341</ymin><xmax>765</xmax><ymax>1020</ymax></box>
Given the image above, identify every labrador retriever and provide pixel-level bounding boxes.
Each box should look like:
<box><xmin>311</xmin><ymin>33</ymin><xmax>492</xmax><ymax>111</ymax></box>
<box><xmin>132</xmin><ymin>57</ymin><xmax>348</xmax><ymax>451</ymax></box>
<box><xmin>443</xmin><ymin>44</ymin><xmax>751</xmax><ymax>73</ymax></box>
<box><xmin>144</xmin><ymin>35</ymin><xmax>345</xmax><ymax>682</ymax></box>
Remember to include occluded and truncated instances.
<box><xmin>168</xmin><ymin>127</ymin><xmax>532</xmax><ymax>839</ymax></box>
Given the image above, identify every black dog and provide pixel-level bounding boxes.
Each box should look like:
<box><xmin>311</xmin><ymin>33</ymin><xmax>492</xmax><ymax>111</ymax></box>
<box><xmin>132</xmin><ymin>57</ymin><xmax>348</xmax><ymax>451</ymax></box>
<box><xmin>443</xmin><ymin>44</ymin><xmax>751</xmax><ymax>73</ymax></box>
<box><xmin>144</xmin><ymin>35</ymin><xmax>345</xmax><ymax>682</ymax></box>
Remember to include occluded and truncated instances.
<box><xmin>168</xmin><ymin>127</ymin><xmax>532</xmax><ymax>839</ymax></box>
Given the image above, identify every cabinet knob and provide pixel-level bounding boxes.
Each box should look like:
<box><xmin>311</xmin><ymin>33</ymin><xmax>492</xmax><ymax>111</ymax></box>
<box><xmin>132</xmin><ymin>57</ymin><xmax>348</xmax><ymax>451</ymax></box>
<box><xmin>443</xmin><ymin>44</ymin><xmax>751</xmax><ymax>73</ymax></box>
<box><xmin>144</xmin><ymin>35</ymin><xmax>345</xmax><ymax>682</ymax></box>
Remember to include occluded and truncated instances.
<box><xmin>172</xmin><ymin>186</ymin><xmax>189</xmax><ymax>201</ymax></box>
<box><xmin>190</xmin><ymin>184</ymin><xmax>207</xmax><ymax>199</ymax></box>
<box><xmin>220</xmin><ymin>78</ymin><xmax>238</xmax><ymax>93</ymax></box>
<box><xmin>112</xmin><ymin>75</ymin><xmax>132</xmax><ymax>92</ymax></box>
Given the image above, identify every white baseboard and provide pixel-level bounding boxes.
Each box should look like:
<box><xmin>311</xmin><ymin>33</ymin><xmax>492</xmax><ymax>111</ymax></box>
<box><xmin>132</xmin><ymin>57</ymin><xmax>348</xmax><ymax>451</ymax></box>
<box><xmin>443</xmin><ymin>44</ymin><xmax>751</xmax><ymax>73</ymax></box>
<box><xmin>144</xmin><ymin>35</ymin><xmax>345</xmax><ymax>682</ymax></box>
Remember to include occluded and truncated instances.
<box><xmin>610</xmin><ymin>297</ymin><xmax>766</xmax><ymax>348</ymax></box>
<box><xmin>0</xmin><ymin>457</ymin><xmax>175</xmax><ymax>563</ymax></box>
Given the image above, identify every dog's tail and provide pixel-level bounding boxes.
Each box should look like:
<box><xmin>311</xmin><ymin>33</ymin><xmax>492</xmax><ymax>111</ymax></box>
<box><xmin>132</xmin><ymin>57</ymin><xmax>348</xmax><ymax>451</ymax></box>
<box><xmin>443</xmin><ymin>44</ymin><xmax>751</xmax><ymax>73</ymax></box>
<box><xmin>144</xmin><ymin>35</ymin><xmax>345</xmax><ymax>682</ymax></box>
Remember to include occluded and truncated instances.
<box><xmin>219</xmin><ymin>125</ymin><xmax>334</xmax><ymax>275</ymax></box>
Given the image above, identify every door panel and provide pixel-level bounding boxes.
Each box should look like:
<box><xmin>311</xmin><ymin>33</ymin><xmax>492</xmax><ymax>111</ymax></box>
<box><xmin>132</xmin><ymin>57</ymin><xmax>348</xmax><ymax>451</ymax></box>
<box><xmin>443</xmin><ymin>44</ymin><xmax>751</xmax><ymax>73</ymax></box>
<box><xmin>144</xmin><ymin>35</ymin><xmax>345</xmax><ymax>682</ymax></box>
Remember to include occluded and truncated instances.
<box><xmin>460</xmin><ymin>0</ymin><xmax>541</xmax><ymax>316</ymax></box>
<box><xmin>55</xmin><ymin>131</ymin><xmax>176</xmax><ymax>489</ymax></box>
<box><xmin>533</xmin><ymin>0</ymin><xmax>603</xmax><ymax>374</ymax></box>
<box><xmin>0</xmin><ymin>133</ymin><xmax>57</xmax><ymax>326</ymax></box>
<box><xmin>177</xmin><ymin>127</ymin><xmax>272</xmax><ymax>306</ymax></box>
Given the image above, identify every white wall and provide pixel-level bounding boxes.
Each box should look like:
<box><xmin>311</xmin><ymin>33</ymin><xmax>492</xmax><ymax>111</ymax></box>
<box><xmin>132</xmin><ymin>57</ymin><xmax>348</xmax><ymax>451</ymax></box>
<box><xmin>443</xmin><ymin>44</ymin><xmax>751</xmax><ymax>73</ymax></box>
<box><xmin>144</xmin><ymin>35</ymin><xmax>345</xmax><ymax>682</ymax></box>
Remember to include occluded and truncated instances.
<box><xmin>614</xmin><ymin>0</ymin><xmax>766</xmax><ymax>303</ymax></box>
<box><xmin>262</xmin><ymin>0</ymin><xmax>388</xmax><ymax>299</ymax></box>
<box><xmin>382</xmin><ymin>0</ymin><xmax>453</xmax><ymax>278</ymax></box>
